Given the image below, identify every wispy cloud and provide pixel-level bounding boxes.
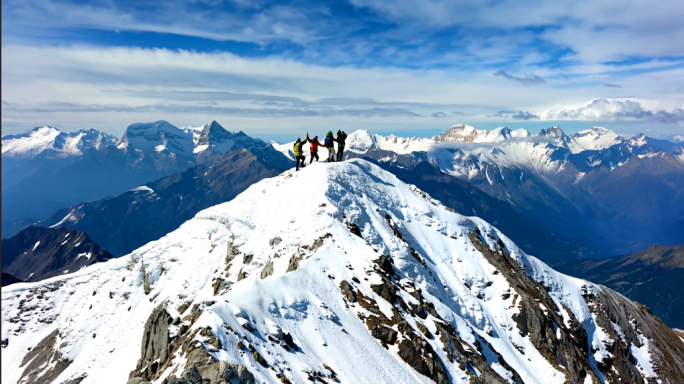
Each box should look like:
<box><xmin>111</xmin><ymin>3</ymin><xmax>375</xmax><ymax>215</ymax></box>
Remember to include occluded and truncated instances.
<box><xmin>488</xmin><ymin>110</ymin><xmax>540</xmax><ymax>120</ymax></box>
<box><xmin>602</xmin><ymin>84</ymin><xmax>622</xmax><ymax>88</ymax></box>
<box><xmin>493</xmin><ymin>70</ymin><xmax>545</xmax><ymax>85</ymax></box>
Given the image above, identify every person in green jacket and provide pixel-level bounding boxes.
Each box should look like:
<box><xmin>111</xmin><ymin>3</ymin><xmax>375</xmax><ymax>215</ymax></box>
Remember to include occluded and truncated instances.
<box><xmin>324</xmin><ymin>131</ymin><xmax>336</xmax><ymax>162</ymax></box>
<box><xmin>293</xmin><ymin>134</ymin><xmax>309</xmax><ymax>171</ymax></box>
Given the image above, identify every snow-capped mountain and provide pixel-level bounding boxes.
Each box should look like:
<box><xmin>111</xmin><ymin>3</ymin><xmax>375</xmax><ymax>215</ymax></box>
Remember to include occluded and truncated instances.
<box><xmin>1</xmin><ymin>226</ymin><xmax>113</xmax><ymax>283</ymax></box>
<box><xmin>570</xmin><ymin>127</ymin><xmax>625</xmax><ymax>151</ymax></box>
<box><xmin>2</xmin><ymin>159</ymin><xmax>683</xmax><ymax>384</ymax></box>
<box><xmin>1</xmin><ymin>121</ymin><xmax>258</xmax><ymax>232</ymax></box>
<box><xmin>433</xmin><ymin>125</ymin><xmax>527</xmax><ymax>143</ymax></box>
<box><xmin>345</xmin><ymin>126</ymin><xmax>684</xmax><ymax>255</ymax></box>
<box><xmin>1</xmin><ymin>126</ymin><xmax>117</xmax><ymax>160</ymax></box>
<box><xmin>668</xmin><ymin>133</ymin><xmax>684</xmax><ymax>143</ymax></box>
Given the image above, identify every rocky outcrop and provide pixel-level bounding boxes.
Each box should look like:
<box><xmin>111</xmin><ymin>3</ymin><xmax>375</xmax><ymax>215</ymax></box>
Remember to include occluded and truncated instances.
<box><xmin>17</xmin><ymin>330</ymin><xmax>71</xmax><ymax>384</ymax></box>
<box><xmin>129</xmin><ymin>305</ymin><xmax>174</xmax><ymax>381</ymax></box>
<box><xmin>468</xmin><ymin>230</ymin><xmax>684</xmax><ymax>383</ymax></box>
<box><xmin>128</xmin><ymin>305</ymin><xmax>256</xmax><ymax>384</ymax></box>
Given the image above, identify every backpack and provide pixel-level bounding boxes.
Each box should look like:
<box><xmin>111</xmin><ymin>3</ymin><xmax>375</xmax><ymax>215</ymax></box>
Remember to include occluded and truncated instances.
<box><xmin>293</xmin><ymin>141</ymin><xmax>303</xmax><ymax>156</ymax></box>
<box><xmin>324</xmin><ymin>136</ymin><xmax>332</xmax><ymax>148</ymax></box>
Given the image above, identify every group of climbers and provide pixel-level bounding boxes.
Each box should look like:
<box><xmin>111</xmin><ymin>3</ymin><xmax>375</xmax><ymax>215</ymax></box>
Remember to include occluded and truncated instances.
<box><xmin>293</xmin><ymin>130</ymin><xmax>348</xmax><ymax>171</ymax></box>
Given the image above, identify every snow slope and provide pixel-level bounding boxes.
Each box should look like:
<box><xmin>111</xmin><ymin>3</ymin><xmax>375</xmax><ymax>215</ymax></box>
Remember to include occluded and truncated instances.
<box><xmin>2</xmin><ymin>160</ymin><xmax>682</xmax><ymax>384</ymax></box>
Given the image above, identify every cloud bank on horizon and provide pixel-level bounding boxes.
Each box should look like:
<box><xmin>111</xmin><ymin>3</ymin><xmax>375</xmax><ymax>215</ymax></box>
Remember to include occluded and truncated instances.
<box><xmin>1</xmin><ymin>0</ymin><xmax>683</xmax><ymax>137</ymax></box>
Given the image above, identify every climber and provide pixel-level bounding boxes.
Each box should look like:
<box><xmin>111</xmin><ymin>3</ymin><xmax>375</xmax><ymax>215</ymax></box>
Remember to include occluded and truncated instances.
<box><xmin>336</xmin><ymin>130</ymin><xmax>347</xmax><ymax>162</ymax></box>
<box><xmin>293</xmin><ymin>134</ymin><xmax>308</xmax><ymax>171</ymax></box>
<box><xmin>324</xmin><ymin>131</ymin><xmax>336</xmax><ymax>162</ymax></box>
<box><xmin>307</xmin><ymin>135</ymin><xmax>325</xmax><ymax>164</ymax></box>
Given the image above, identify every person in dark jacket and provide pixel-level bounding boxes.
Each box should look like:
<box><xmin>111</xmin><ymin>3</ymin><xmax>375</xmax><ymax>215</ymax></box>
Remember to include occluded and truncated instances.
<box><xmin>307</xmin><ymin>135</ymin><xmax>325</xmax><ymax>164</ymax></box>
<box><xmin>324</xmin><ymin>131</ymin><xmax>336</xmax><ymax>162</ymax></box>
<box><xmin>293</xmin><ymin>134</ymin><xmax>309</xmax><ymax>171</ymax></box>
<box><xmin>335</xmin><ymin>130</ymin><xmax>347</xmax><ymax>162</ymax></box>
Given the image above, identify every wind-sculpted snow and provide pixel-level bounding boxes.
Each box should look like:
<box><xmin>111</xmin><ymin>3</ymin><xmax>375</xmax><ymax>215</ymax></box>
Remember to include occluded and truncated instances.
<box><xmin>2</xmin><ymin>159</ymin><xmax>683</xmax><ymax>384</ymax></box>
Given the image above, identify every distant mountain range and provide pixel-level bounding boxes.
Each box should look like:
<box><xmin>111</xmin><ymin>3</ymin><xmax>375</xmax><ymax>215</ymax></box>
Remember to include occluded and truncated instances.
<box><xmin>1</xmin><ymin>121</ymin><xmax>245</xmax><ymax>231</ymax></box>
<box><xmin>35</xmin><ymin>136</ymin><xmax>292</xmax><ymax>256</ymax></box>
<box><xmin>4</xmin><ymin>122</ymin><xmax>682</xmax><ymax>278</ymax></box>
<box><xmin>560</xmin><ymin>243</ymin><xmax>684</xmax><ymax>329</ymax></box>
<box><xmin>338</xmin><ymin>125</ymin><xmax>684</xmax><ymax>256</ymax></box>
<box><xmin>1</xmin><ymin>226</ymin><xmax>114</xmax><ymax>282</ymax></box>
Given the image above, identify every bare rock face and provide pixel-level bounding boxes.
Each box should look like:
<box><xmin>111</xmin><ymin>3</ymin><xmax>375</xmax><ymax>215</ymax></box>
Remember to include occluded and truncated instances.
<box><xmin>260</xmin><ymin>260</ymin><xmax>274</xmax><ymax>279</ymax></box>
<box><xmin>467</xmin><ymin>231</ymin><xmax>684</xmax><ymax>383</ymax></box>
<box><xmin>128</xmin><ymin>305</ymin><xmax>256</xmax><ymax>384</ymax></box>
<box><xmin>17</xmin><ymin>329</ymin><xmax>72</xmax><ymax>384</ymax></box>
<box><xmin>129</xmin><ymin>305</ymin><xmax>173</xmax><ymax>381</ymax></box>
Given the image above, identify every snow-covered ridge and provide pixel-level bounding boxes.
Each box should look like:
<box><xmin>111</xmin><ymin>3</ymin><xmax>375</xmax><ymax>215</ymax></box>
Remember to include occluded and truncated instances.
<box><xmin>433</xmin><ymin>124</ymin><xmax>528</xmax><ymax>143</ymax></box>
<box><xmin>3</xmin><ymin>159</ymin><xmax>681</xmax><ymax>384</ymax></box>
<box><xmin>1</xmin><ymin>126</ymin><xmax>117</xmax><ymax>159</ymax></box>
<box><xmin>3</xmin><ymin>120</ymin><xmax>257</xmax><ymax>161</ymax></box>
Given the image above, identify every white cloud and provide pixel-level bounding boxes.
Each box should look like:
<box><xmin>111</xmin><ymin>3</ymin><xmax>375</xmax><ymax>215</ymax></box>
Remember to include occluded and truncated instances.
<box><xmin>2</xmin><ymin>44</ymin><xmax>683</xmax><ymax>137</ymax></box>
<box><xmin>542</xmin><ymin>99</ymin><xmax>684</xmax><ymax>123</ymax></box>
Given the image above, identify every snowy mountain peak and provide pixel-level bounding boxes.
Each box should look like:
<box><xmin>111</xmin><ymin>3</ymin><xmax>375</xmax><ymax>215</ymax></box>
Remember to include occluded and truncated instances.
<box><xmin>198</xmin><ymin>120</ymin><xmax>231</xmax><ymax>141</ymax></box>
<box><xmin>345</xmin><ymin>129</ymin><xmax>377</xmax><ymax>153</ymax></box>
<box><xmin>2</xmin><ymin>126</ymin><xmax>117</xmax><ymax>159</ymax></box>
<box><xmin>537</xmin><ymin>126</ymin><xmax>567</xmax><ymax>138</ymax></box>
<box><xmin>3</xmin><ymin>159</ymin><xmax>683</xmax><ymax>384</ymax></box>
<box><xmin>510</xmin><ymin>128</ymin><xmax>531</xmax><ymax>138</ymax></box>
<box><xmin>433</xmin><ymin>125</ymin><xmax>517</xmax><ymax>143</ymax></box>
<box><xmin>118</xmin><ymin>120</ymin><xmax>196</xmax><ymax>155</ymax></box>
<box><xmin>572</xmin><ymin>126</ymin><xmax>625</xmax><ymax>151</ymax></box>
<box><xmin>433</xmin><ymin>124</ymin><xmax>485</xmax><ymax>142</ymax></box>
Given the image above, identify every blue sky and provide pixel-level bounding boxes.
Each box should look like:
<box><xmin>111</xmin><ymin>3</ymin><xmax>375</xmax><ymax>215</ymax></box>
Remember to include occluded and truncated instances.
<box><xmin>2</xmin><ymin>0</ymin><xmax>684</xmax><ymax>140</ymax></box>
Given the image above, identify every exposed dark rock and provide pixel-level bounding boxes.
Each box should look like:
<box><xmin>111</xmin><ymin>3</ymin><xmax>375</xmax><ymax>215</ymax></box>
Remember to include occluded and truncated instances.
<box><xmin>248</xmin><ymin>344</ymin><xmax>268</xmax><ymax>367</ymax></box>
<box><xmin>397</xmin><ymin>336</ymin><xmax>449</xmax><ymax>384</ymax></box>
<box><xmin>286</xmin><ymin>255</ymin><xmax>301</xmax><ymax>273</ymax></box>
<box><xmin>339</xmin><ymin>280</ymin><xmax>356</xmax><ymax>302</ymax></box>
<box><xmin>260</xmin><ymin>260</ymin><xmax>274</xmax><ymax>279</ymax></box>
<box><xmin>367</xmin><ymin>316</ymin><xmax>397</xmax><ymax>345</ymax></box>
<box><xmin>17</xmin><ymin>329</ymin><xmax>72</xmax><ymax>384</ymax></box>
<box><xmin>347</xmin><ymin>222</ymin><xmax>362</xmax><ymax>237</ymax></box>
<box><xmin>468</xmin><ymin>232</ymin><xmax>598</xmax><ymax>383</ymax></box>
<box><xmin>269</xmin><ymin>237</ymin><xmax>282</xmax><ymax>247</ymax></box>
<box><xmin>129</xmin><ymin>305</ymin><xmax>173</xmax><ymax>381</ymax></box>
<box><xmin>374</xmin><ymin>255</ymin><xmax>394</xmax><ymax>276</ymax></box>
<box><xmin>212</xmin><ymin>278</ymin><xmax>231</xmax><ymax>295</ymax></box>
<box><xmin>242</xmin><ymin>253</ymin><xmax>253</xmax><ymax>264</ymax></box>
<box><xmin>237</xmin><ymin>269</ymin><xmax>247</xmax><ymax>281</ymax></box>
<box><xmin>226</xmin><ymin>241</ymin><xmax>239</xmax><ymax>264</ymax></box>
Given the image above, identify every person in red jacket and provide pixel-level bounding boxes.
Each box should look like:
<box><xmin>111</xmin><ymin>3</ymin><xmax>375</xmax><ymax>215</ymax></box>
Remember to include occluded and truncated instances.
<box><xmin>307</xmin><ymin>134</ymin><xmax>325</xmax><ymax>164</ymax></box>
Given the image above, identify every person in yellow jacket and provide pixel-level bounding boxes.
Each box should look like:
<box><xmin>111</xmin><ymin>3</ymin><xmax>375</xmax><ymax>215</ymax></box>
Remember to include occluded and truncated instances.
<box><xmin>293</xmin><ymin>134</ymin><xmax>309</xmax><ymax>171</ymax></box>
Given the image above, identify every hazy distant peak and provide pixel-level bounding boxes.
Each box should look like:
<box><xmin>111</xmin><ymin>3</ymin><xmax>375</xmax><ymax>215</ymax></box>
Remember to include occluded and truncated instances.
<box><xmin>2</xmin><ymin>126</ymin><xmax>117</xmax><ymax>159</ymax></box>
<box><xmin>433</xmin><ymin>123</ymin><xmax>484</xmax><ymax>142</ymax></box>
